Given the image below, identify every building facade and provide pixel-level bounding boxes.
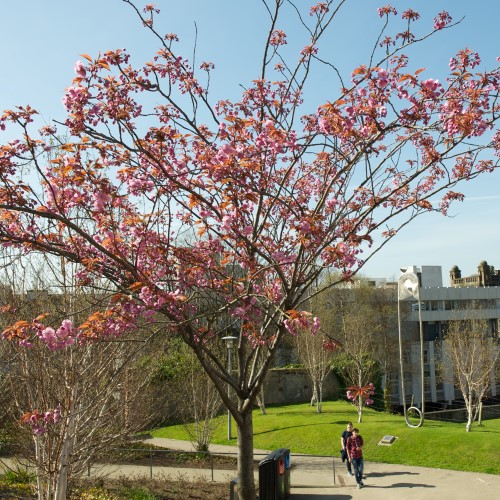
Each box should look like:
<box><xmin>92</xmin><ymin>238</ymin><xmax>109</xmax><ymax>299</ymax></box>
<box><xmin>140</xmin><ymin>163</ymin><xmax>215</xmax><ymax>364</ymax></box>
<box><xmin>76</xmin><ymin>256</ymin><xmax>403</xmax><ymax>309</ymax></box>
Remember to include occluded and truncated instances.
<box><xmin>398</xmin><ymin>264</ymin><xmax>500</xmax><ymax>408</ymax></box>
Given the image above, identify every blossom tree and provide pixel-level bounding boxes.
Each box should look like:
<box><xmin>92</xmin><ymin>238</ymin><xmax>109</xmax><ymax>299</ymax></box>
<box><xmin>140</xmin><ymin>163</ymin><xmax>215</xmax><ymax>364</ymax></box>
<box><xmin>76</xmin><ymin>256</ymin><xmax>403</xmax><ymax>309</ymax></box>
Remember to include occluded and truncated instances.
<box><xmin>347</xmin><ymin>383</ymin><xmax>376</xmax><ymax>423</ymax></box>
<box><xmin>0</xmin><ymin>1</ymin><xmax>499</xmax><ymax>498</ymax></box>
<box><xmin>0</xmin><ymin>250</ymin><xmax>156</xmax><ymax>500</ymax></box>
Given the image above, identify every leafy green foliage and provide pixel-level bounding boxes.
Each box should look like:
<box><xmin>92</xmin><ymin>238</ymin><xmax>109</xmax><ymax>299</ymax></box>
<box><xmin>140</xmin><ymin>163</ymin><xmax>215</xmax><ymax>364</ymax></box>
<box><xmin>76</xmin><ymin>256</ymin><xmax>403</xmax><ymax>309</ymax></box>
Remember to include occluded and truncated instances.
<box><xmin>1</xmin><ymin>467</ymin><xmax>35</xmax><ymax>484</ymax></box>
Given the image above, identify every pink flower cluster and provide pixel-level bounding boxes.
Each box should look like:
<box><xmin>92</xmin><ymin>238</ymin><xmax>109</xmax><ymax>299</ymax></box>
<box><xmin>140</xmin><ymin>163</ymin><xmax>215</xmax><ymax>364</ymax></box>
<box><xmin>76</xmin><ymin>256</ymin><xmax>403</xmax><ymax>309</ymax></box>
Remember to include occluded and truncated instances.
<box><xmin>39</xmin><ymin>320</ymin><xmax>76</xmax><ymax>350</ymax></box>
<box><xmin>310</xmin><ymin>2</ymin><xmax>329</xmax><ymax>16</ymax></box>
<box><xmin>347</xmin><ymin>383</ymin><xmax>375</xmax><ymax>406</ymax></box>
<box><xmin>21</xmin><ymin>405</ymin><xmax>62</xmax><ymax>435</ymax></box>
<box><xmin>269</xmin><ymin>30</ymin><xmax>287</xmax><ymax>47</ymax></box>
<box><xmin>74</xmin><ymin>60</ymin><xmax>87</xmax><ymax>78</ymax></box>
<box><xmin>284</xmin><ymin>311</ymin><xmax>320</xmax><ymax>336</ymax></box>
<box><xmin>421</xmin><ymin>78</ymin><xmax>442</xmax><ymax>99</ymax></box>
<box><xmin>433</xmin><ymin>11</ymin><xmax>452</xmax><ymax>30</ymax></box>
<box><xmin>143</xmin><ymin>4</ymin><xmax>160</xmax><ymax>14</ymax></box>
<box><xmin>62</xmin><ymin>86</ymin><xmax>89</xmax><ymax>112</ymax></box>
<box><xmin>377</xmin><ymin>4</ymin><xmax>397</xmax><ymax>17</ymax></box>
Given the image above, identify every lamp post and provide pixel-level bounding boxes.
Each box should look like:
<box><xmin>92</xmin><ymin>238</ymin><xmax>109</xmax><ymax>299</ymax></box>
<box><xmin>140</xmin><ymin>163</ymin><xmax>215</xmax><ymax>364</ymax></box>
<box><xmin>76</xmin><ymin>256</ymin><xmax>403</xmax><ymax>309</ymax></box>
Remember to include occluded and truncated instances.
<box><xmin>398</xmin><ymin>269</ymin><xmax>425</xmax><ymax>428</ymax></box>
<box><xmin>222</xmin><ymin>335</ymin><xmax>238</xmax><ymax>440</ymax></box>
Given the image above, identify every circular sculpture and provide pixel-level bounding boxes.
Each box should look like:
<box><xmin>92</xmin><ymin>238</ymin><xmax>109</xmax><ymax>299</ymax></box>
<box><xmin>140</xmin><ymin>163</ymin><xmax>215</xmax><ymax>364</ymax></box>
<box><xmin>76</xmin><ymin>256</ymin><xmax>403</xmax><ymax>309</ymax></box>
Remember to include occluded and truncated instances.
<box><xmin>405</xmin><ymin>406</ymin><xmax>424</xmax><ymax>428</ymax></box>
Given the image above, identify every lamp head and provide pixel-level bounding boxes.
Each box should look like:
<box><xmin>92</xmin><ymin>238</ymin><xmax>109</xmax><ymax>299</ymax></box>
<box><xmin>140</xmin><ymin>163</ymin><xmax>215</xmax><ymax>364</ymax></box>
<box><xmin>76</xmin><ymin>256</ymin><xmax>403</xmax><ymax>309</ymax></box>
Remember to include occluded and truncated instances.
<box><xmin>222</xmin><ymin>335</ymin><xmax>238</xmax><ymax>348</ymax></box>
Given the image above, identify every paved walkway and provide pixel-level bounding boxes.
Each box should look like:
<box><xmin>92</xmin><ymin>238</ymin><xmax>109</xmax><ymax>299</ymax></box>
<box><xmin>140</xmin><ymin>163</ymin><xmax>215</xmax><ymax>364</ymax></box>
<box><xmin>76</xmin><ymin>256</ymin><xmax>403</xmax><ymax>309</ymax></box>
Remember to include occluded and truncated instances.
<box><xmin>2</xmin><ymin>437</ymin><xmax>499</xmax><ymax>499</ymax></box>
<box><xmin>140</xmin><ymin>437</ymin><xmax>500</xmax><ymax>499</ymax></box>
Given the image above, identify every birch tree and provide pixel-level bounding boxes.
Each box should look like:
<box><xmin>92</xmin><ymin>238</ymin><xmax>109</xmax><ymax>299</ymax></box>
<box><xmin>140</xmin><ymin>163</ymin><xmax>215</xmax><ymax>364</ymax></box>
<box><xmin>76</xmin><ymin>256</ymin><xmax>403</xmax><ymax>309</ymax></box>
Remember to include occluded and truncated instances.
<box><xmin>442</xmin><ymin>319</ymin><xmax>499</xmax><ymax>432</ymax></box>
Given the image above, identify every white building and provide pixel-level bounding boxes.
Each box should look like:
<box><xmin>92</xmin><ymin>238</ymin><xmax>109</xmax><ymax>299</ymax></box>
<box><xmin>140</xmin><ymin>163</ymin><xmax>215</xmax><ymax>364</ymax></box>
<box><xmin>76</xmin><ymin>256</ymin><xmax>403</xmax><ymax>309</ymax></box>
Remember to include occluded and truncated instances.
<box><xmin>398</xmin><ymin>264</ymin><xmax>500</xmax><ymax>407</ymax></box>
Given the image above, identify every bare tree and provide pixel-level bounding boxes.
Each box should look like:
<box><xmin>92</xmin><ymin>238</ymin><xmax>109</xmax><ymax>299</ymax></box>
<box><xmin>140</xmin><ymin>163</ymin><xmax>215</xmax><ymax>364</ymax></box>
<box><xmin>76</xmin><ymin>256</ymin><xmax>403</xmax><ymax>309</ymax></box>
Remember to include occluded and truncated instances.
<box><xmin>153</xmin><ymin>339</ymin><xmax>224</xmax><ymax>452</ymax></box>
<box><xmin>321</xmin><ymin>283</ymin><xmax>383</xmax><ymax>422</ymax></box>
<box><xmin>293</xmin><ymin>329</ymin><xmax>336</xmax><ymax>413</ymax></box>
<box><xmin>0</xmin><ymin>253</ymin><xmax>153</xmax><ymax>500</ymax></box>
<box><xmin>441</xmin><ymin>319</ymin><xmax>500</xmax><ymax>432</ymax></box>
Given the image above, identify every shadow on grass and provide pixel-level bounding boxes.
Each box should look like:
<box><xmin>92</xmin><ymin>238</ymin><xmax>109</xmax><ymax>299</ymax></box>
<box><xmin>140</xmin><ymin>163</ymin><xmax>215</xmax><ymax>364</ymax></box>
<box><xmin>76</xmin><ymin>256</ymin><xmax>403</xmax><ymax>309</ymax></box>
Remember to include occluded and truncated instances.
<box><xmin>253</xmin><ymin>422</ymin><xmax>333</xmax><ymax>436</ymax></box>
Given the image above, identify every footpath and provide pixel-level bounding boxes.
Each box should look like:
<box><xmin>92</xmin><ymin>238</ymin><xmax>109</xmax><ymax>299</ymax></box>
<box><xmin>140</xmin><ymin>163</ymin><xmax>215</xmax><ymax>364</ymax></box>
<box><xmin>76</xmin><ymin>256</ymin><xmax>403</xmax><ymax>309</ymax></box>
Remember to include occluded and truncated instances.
<box><xmin>138</xmin><ymin>437</ymin><xmax>500</xmax><ymax>500</ymax></box>
<box><xmin>2</xmin><ymin>437</ymin><xmax>499</xmax><ymax>499</ymax></box>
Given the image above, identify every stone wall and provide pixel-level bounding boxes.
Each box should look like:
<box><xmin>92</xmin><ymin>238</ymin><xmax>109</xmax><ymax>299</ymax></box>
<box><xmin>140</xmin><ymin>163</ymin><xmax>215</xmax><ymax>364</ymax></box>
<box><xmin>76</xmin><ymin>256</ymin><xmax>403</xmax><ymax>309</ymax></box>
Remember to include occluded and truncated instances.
<box><xmin>262</xmin><ymin>368</ymin><xmax>339</xmax><ymax>405</ymax></box>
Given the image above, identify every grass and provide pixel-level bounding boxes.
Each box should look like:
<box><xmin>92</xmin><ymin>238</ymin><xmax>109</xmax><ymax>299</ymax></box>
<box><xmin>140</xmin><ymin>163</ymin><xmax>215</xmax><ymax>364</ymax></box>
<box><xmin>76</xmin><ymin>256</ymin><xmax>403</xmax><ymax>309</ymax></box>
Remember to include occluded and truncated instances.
<box><xmin>151</xmin><ymin>400</ymin><xmax>500</xmax><ymax>475</ymax></box>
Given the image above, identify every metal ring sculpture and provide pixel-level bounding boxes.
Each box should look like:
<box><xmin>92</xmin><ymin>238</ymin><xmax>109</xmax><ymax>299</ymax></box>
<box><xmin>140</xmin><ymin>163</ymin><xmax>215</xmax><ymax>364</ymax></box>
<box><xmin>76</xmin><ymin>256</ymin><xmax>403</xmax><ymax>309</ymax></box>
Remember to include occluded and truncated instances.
<box><xmin>398</xmin><ymin>271</ymin><xmax>425</xmax><ymax>428</ymax></box>
<box><xmin>405</xmin><ymin>406</ymin><xmax>424</xmax><ymax>428</ymax></box>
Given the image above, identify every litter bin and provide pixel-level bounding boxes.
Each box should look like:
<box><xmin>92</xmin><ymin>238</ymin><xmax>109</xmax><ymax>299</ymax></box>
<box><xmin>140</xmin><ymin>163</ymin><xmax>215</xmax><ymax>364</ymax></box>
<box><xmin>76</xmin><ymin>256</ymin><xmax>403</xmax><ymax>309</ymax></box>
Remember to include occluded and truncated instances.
<box><xmin>259</xmin><ymin>448</ymin><xmax>291</xmax><ymax>499</ymax></box>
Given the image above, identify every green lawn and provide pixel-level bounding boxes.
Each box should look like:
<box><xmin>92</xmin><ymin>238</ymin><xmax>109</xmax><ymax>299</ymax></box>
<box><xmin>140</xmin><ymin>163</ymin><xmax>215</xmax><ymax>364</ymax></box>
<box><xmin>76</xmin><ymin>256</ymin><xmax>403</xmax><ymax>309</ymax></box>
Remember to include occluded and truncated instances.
<box><xmin>151</xmin><ymin>401</ymin><xmax>500</xmax><ymax>475</ymax></box>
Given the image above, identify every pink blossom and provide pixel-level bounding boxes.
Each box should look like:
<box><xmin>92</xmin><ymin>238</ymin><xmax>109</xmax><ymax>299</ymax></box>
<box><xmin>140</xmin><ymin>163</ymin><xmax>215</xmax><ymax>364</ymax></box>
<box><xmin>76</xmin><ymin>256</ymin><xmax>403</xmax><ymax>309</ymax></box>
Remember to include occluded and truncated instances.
<box><xmin>433</xmin><ymin>11</ymin><xmax>452</xmax><ymax>30</ymax></box>
<box><xmin>422</xmin><ymin>79</ymin><xmax>439</xmax><ymax>91</ymax></box>
<box><xmin>272</xmin><ymin>251</ymin><xmax>287</xmax><ymax>262</ymax></box>
<box><xmin>298</xmin><ymin>220</ymin><xmax>311</xmax><ymax>233</ymax></box>
<box><xmin>217</xmin><ymin>143</ymin><xmax>237</xmax><ymax>160</ymax></box>
<box><xmin>377</xmin><ymin>4</ymin><xmax>397</xmax><ymax>17</ymax></box>
<box><xmin>199</xmin><ymin>61</ymin><xmax>215</xmax><ymax>71</ymax></box>
<box><xmin>74</xmin><ymin>60</ymin><xmax>87</xmax><ymax>78</ymax></box>
<box><xmin>310</xmin><ymin>3</ymin><xmax>329</xmax><ymax>16</ymax></box>
<box><xmin>300</xmin><ymin>45</ymin><xmax>318</xmax><ymax>62</ymax></box>
<box><xmin>269</xmin><ymin>30</ymin><xmax>287</xmax><ymax>46</ymax></box>
<box><xmin>93</xmin><ymin>191</ymin><xmax>111</xmax><ymax>211</ymax></box>
<box><xmin>402</xmin><ymin>9</ymin><xmax>419</xmax><ymax>21</ymax></box>
<box><xmin>143</xmin><ymin>4</ymin><xmax>160</xmax><ymax>13</ymax></box>
<box><xmin>311</xmin><ymin>316</ymin><xmax>320</xmax><ymax>334</ymax></box>
<box><xmin>41</xmin><ymin>327</ymin><xmax>56</xmax><ymax>342</ymax></box>
<box><xmin>220</xmin><ymin>215</ymin><xmax>231</xmax><ymax>230</ymax></box>
<box><xmin>377</xmin><ymin>68</ymin><xmax>389</xmax><ymax>88</ymax></box>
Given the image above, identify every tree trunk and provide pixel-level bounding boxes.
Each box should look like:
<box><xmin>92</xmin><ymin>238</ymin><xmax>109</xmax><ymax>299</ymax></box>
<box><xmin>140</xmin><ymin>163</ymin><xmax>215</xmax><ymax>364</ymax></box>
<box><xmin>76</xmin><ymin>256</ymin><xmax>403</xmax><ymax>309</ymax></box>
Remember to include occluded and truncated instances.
<box><xmin>310</xmin><ymin>382</ymin><xmax>318</xmax><ymax>406</ymax></box>
<box><xmin>55</xmin><ymin>384</ymin><xmax>78</xmax><ymax>500</ymax></box>
<box><xmin>465</xmin><ymin>393</ymin><xmax>473</xmax><ymax>432</ymax></box>
<box><xmin>236</xmin><ymin>409</ymin><xmax>256</xmax><ymax>500</ymax></box>
<box><xmin>34</xmin><ymin>435</ymin><xmax>43</xmax><ymax>500</ymax></box>
<box><xmin>256</xmin><ymin>391</ymin><xmax>266</xmax><ymax>415</ymax></box>
<box><xmin>357</xmin><ymin>371</ymin><xmax>363</xmax><ymax>423</ymax></box>
<box><xmin>317</xmin><ymin>382</ymin><xmax>323</xmax><ymax>414</ymax></box>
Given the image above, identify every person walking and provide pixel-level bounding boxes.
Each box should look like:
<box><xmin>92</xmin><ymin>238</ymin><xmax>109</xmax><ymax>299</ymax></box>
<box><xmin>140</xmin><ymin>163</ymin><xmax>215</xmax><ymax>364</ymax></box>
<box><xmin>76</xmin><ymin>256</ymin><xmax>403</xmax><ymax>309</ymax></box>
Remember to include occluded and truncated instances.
<box><xmin>346</xmin><ymin>427</ymin><xmax>364</xmax><ymax>489</ymax></box>
<box><xmin>340</xmin><ymin>422</ymin><xmax>353</xmax><ymax>476</ymax></box>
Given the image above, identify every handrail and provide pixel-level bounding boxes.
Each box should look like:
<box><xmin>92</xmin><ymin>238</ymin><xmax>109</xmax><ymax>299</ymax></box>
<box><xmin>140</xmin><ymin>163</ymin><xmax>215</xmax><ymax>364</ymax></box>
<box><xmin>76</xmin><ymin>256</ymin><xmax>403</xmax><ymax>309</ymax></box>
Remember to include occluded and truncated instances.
<box><xmin>107</xmin><ymin>447</ymin><xmax>337</xmax><ymax>485</ymax></box>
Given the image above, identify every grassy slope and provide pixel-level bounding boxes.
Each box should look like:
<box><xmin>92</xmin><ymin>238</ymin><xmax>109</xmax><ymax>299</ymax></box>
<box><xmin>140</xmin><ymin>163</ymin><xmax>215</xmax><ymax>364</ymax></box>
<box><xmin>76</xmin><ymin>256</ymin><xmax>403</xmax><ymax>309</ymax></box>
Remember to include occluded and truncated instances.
<box><xmin>151</xmin><ymin>401</ymin><xmax>500</xmax><ymax>475</ymax></box>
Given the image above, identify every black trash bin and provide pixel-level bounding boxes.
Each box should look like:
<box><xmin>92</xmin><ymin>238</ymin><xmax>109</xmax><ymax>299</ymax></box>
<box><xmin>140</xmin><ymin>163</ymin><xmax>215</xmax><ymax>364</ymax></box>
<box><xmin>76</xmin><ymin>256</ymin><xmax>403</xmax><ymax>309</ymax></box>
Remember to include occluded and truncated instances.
<box><xmin>259</xmin><ymin>448</ymin><xmax>291</xmax><ymax>499</ymax></box>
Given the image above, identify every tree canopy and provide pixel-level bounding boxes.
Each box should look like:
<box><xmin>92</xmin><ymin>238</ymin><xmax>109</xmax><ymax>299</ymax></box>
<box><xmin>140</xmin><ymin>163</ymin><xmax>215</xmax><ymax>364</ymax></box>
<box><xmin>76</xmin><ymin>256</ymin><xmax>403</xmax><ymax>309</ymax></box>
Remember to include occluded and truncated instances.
<box><xmin>1</xmin><ymin>2</ymin><xmax>499</xmax><ymax>498</ymax></box>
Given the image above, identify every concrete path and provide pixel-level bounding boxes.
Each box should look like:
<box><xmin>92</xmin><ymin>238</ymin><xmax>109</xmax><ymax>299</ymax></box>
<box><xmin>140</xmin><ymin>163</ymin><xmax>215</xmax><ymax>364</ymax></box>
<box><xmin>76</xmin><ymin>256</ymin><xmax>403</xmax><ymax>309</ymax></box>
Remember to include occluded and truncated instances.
<box><xmin>2</xmin><ymin>437</ymin><xmax>499</xmax><ymax>499</ymax></box>
<box><xmin>141</xmin><ymin>437</ymin><xmax>500</xmax><ymax>499</ymax></box>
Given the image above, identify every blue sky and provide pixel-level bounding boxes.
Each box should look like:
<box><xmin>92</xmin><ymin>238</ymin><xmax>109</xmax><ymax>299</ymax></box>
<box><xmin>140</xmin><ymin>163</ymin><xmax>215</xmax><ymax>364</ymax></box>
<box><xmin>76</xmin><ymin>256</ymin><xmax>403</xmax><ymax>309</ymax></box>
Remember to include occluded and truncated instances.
<box><xmin>1</xmin><ymin>0</ymin><xmax>499</xmax><ymax>281</ymax></box>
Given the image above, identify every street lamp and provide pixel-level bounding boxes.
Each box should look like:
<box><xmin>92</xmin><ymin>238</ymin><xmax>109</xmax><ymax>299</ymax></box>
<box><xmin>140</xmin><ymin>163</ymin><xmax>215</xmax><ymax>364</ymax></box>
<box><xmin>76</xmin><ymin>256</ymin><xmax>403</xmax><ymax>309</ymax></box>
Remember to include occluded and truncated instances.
<box><xmin>222</xmin><ymin>335</ymin><xmax>238</xmax><ymax>440</ymax></box>
<box><xmin>398</xmin><ymin>269</ymin><xmax>425</xmax><ymax>428</ymax></box>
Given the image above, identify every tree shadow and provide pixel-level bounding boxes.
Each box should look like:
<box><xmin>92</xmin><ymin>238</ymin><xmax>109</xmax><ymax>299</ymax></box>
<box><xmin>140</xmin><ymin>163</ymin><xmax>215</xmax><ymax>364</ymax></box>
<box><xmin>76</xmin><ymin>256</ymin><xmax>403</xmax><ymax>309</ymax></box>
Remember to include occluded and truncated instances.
<box><xmin>285</xmin><ymin>492</ymin><xmax>352</xmax><ymax>500</ymax></box>
<box><xmin>367</xmin><ymin>482</ymin><xmax>435</xmax><ymax>489</ymax></box>
<box><xmin>253</xmin><ymin>422</ymin><xmax>331</xmax><ymax>436</ymax></box>
<box><xmin>367</xmin><ymin>471</ymin><xmax>420</xmax><ymax>478</ymax></box>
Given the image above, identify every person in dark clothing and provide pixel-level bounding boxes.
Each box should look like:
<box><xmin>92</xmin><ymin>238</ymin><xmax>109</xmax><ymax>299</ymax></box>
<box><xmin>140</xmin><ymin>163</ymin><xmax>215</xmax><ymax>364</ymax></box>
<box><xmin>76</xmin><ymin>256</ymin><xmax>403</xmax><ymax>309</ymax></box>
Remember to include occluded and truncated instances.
<box><xmin>346</xmin><ymin>427</ymin><xmax>364</xmax><ymax>488</ymax></box>
<box><xmin>340</xmin><ymin>422</ymin><xmax>353</xmax><ymax>476</ymax></box>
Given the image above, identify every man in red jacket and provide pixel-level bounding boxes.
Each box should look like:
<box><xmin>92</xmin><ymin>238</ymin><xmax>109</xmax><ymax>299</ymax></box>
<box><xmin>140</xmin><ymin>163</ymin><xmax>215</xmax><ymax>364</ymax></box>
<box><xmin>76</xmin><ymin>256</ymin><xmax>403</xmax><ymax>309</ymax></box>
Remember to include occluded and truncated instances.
<box><xmin>346</xmin><ymin>427</ymin><xmax>364</xmax><ymax>489</ymax></box>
